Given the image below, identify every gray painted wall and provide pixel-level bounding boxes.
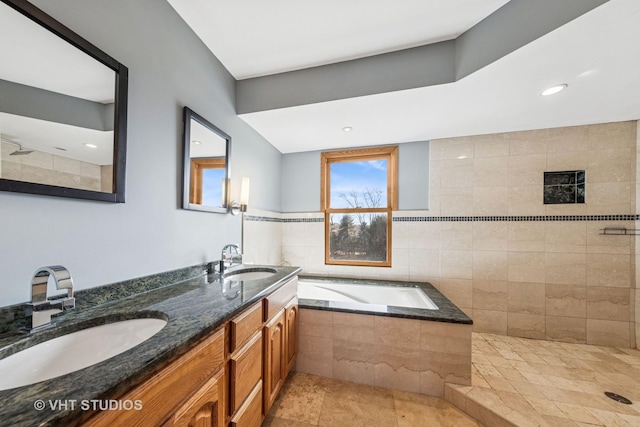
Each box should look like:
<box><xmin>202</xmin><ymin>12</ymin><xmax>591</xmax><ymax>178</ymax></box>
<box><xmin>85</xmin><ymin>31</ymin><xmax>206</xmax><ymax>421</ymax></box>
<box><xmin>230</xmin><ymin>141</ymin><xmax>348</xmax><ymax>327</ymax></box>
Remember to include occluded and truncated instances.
<box><xmin>237</xmin><ymin>0</ymin><xmax>608</xmax><ymax>114</ymax></box>
<box><xmin>281</xmin><ymin>141</ymin><xmax>429</xmax><ymax>212</ymax></box>
<box><xmin>398</xmin><ymin>141</ymin><xmax>430</xmax><ymax>210</ymax></box>
<box><xmin>237</xmin><ymin>42</ymin><xmax>455</xmax><ymax>114</ymax></box>
<box><xmin>0</xmin><ymin>0</ymin><xmax>282</xmax><ymax>306</ymax></box>
<box><xmin>281</xmin><ymin>151</ymin><xmax>321</xmax><ymax>212</ymax></box>
<box><xmin>455</xmin><ymin>0</ymin><xmax>608</xmax><ymax>80</ymax></box>
<box><xmin>0</xmin><ymin>79</ymin><xmax>114</xmax><ymax>131</ymax></box>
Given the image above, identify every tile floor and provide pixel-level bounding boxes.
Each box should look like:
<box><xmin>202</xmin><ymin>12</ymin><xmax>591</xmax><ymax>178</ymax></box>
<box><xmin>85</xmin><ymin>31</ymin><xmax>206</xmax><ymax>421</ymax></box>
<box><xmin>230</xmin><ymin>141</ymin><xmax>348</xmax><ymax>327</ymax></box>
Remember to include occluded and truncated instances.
<box><xmin>263</xmin><ymin>371</ymin><xmax>480</xmax><ymax>426</ymax></box>
<box><xmin>265</xmin><ymin>332</ymin><xmax>640</xmax><ymax>426</ymax></box>
<box><xmin>447</xmin><ymin>332</ymin><xmax>640</xmax><ymax>426</ymax></box>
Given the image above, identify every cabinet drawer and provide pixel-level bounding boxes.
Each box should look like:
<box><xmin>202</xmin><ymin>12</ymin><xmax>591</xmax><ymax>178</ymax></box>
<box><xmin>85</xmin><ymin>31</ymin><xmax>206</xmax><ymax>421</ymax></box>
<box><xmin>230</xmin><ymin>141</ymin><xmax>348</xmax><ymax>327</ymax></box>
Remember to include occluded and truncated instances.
<box><xmin>263</xmin><ymin>277</ymin><xmax>298</xmax><ymax>322</ymax></box>
<box><xmin>229</xmin><ymin>331</ymin><xmax>262</xmax><ymax>414</ymax></box>
<box><xmin>229</xmin><ymin>301</ymin><xmax>262</xmax><ymax>353</ymax></box>
<box><xmin>230</xmin><ymin>381</ymin><xmax>263</xmax><ymax>427</ymax></box>
<box><xmin>86</xmin><ymin>328</ymin><xmax>225</xmax><ymax>427</ymax></box>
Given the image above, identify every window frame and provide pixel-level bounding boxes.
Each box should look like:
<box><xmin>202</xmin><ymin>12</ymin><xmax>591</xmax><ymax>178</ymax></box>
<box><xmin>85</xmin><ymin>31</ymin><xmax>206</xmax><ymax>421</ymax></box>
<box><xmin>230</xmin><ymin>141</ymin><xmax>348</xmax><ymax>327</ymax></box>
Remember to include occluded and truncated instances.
<box><xmin>189</xmin><ymin>157</ymin><xmax>226</xmax><ymax>204</ymax></box>
<box><xmin>320</xmin><ymin>146</ymin><xmax>398</xmax><ymax>267</ymax></box>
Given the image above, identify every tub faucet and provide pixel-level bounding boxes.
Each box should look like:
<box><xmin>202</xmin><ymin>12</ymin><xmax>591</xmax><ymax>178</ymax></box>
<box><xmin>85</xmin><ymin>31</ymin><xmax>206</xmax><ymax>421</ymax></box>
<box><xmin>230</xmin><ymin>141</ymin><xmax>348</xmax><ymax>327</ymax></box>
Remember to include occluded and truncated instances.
<box><xmin>219</xmin><ymin>243</ymin><xmax>242</xmax><ymax>274</ymax></box>
<box><xmin>25</xmin><ymin>266</ymin><xmax>75</xmax><ymax>332</ymax></box>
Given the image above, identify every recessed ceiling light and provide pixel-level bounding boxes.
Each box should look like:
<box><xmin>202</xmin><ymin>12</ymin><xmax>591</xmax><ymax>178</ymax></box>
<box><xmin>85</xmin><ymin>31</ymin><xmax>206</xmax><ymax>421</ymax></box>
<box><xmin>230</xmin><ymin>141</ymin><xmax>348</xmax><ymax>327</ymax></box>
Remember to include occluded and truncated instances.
<box><xmin>342</xmin><ymin>126</ymin><xmax>353</xmax><ymax>132</ymax></box>
<box><xmin>192</xmin><ymin>140</ymin><xmax>201</xmax><ymax>145</ymax></box>
<box><xmin>578</xmin><ymin>69</ymin><xmax>598</xmax><ymax>78</ymax></box>
<box><xmin>541</xmin><ymin>84</ymin><xmax>568</xmax><ymax>96</ymax></box>
<box><xmin>84</xmin><ymin>143</ymin><xmax>98</xmax><ymax>149</ymax></box>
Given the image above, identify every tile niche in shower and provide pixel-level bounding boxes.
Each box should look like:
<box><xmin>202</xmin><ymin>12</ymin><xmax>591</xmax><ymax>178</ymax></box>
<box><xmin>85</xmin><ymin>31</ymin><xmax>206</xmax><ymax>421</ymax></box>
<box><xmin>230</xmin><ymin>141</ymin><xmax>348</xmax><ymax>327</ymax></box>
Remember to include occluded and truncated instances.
<box><xmin>543</xmin><ymin>170</ymin><xmax>585</xmax><ymax>204</ymax></box>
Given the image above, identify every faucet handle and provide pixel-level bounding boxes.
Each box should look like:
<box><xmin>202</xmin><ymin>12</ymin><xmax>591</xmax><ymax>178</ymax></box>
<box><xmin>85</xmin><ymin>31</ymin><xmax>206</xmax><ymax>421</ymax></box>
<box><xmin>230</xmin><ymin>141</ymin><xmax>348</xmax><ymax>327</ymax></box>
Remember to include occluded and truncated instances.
<box><xmin>27</xmin><ymin>266</ymin><xmax>75</xmax><ymax>332</ymax></box>
<box><xmin>32</xmin><ymin>265</ymin><xmax>74</xmax><ymax>304</ymax></box>
<box><xmin>49</xmin><ymin>265</ymin><xmax>74</xmax><ymax>298</ymax></box>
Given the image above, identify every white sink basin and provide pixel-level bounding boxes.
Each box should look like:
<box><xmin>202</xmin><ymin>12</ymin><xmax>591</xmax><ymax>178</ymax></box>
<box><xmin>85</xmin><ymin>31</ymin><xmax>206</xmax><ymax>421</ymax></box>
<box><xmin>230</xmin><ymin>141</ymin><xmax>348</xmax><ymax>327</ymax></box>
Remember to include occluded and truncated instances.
<box><xmin>0</xmin><ymin>317</ymin><xmax>167</xmax><ymax>391</ymax></box>
<box><xmin>224</xmin><ymin>268</ymin><xmax>276</xmax><ymax>282</ymax></box>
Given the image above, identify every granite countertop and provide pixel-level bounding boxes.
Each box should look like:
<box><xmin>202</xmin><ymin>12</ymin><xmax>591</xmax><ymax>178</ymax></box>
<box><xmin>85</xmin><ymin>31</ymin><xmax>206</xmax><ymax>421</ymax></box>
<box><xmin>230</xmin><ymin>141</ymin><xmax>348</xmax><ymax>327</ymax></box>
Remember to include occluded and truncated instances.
<box><xmin>0</xmin><ymin>264</ymin><xmax>301</xmax><ymax>426</ymax></box>
<box><xmin>297</xmin><ymin>275</ymin><xmax>473</xmax><ymax>325</ymax></box>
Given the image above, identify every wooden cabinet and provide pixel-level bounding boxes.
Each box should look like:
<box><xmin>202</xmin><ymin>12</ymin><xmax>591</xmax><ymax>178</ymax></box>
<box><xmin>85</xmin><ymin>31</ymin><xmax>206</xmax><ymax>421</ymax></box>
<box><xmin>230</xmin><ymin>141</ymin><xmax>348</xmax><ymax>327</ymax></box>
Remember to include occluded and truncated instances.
<box><xmin>229</xmin><ymin>331</ymin><xmax>262</xmax><ymax>414</ymax></box>
<box><xmin>284</xmin><ymin>297</ymin><xmax>298</xmax><ymax>375</ymax></box>
<box><xmin>164</xmin><ymin>368</ymin><xmax>225</xmax><ymax>427</ymax></box>
<box><xmin>230</xmin><ymin>381</ymin><xmax>262</xmax><ymax>427</ymax></box>
<box><xmin>229</xmin><ymin>301</ymin><xmax>262</xmax><ymax>354</ymax></box>
<box><xmin>85</xmin><ymin>275</ymin><xmax>298</xmax><ymax>427</ymax></box>
<box><xmin>263</xmin><ymin>277</ymin><xmax>297</xmax><ymax>322</ymax></box>
<box><xmin>262</xmin><ymin>277</ymin><xmax>299</xmax><ymax>416</ymax></box>
<box><xmin>228</xmin><ymin>300</ymin><xmax>263</xmax><ymax>427</ymax></box>
<box><xmin>263</xmin><ymin>309</ymin><xmax>286</xmax><ymax>414</ymax></box>
<box><xmin>86</xmin><ymin>328</ymin><xmax>225</xmax><ymax>427</ymax></box>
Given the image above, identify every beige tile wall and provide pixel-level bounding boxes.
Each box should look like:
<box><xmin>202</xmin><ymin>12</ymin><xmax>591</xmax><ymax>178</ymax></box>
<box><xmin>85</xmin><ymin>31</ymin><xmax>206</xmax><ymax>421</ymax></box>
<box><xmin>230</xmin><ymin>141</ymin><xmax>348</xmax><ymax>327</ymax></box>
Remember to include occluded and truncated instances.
<box><xmin>297</xmin><ymin>308</ymin><xmax>472</xmax><ymax>397</ymax></box>
<box><xmin>419</xmin><ymin>121</ymin><xmax>637</xmax><ymax>348</ymax></box>
<box><xmin>636</xmin><ymin>120</ymin><xmax>640</xmax><ymax>349</ymax></box>
<box><xmin>0</xmin><ymin>142</ymin><xmax>103</xmax><ymax>192</ymax></box>
<box><xmin>276</xmin><ymin>121</ymin><xmax>639</xmax><ymax>348</ymax></box>
<box><xmin>242</xmin><ymin>209</ymin><xmax>283</xmax><ymax>265</ymax></box>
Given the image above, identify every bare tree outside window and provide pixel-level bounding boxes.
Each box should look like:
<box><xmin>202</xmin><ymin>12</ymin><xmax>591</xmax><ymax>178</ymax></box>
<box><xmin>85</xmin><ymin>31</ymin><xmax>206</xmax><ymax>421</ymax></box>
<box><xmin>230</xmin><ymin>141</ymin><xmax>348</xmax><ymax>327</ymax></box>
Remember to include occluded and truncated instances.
<box><xmin>329</xmin><ymin>188</ymin><xmax>388</xmax><ymax>261</ymax></box>
<box><xmin>321</xmin><ymin>146</ymin><xmax>398</xmax><ymax>267</ymax></box>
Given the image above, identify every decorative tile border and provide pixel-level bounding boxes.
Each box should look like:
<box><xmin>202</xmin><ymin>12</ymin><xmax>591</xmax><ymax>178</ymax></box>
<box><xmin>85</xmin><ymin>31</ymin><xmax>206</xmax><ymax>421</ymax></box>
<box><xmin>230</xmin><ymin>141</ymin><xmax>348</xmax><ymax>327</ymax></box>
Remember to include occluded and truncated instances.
<box><xmin>247</xmin><ymin>214</ymin><xmax>640</xmax><ymax>223</ymax></box>
<box><xmin>393</xmin><ymin>214</ymin><xmax>640</xmax><ymax>222</ymax></box>
<box><xmin>281</xmin><ymin>218</ymin><xmax>324</xmax><ymax>223</ymax></box>
<box><xmin>243</xmin><ymin>215</ymin><xmax>282</xmax><ymax>223</ymax></box>
<box><xmin>245</xmin><ymin>215</ymin><xmax>323</xmax><ymax>223</ymax></box>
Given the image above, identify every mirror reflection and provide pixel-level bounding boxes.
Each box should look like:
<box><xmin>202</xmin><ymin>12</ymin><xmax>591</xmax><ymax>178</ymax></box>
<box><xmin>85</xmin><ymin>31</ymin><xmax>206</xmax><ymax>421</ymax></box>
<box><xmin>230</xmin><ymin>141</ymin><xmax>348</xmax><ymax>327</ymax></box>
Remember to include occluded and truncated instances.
<box><xmin>0</xmin><ymin>0</ymin><xmax>128</xmax><ymax>202</ymax></box>
<box><xmin>182</xmin><ymin>107</ymin><xmax>230</xmax><ymax>213</ymax></box>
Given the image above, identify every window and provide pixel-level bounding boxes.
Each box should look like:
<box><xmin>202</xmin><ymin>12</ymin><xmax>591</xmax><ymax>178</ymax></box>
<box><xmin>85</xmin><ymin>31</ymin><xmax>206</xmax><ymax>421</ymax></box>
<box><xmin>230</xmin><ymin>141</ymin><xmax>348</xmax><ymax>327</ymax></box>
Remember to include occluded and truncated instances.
<box><xmin>190</xmin><ymin>158</ymin><xmax>226</xmax><ymax>205</ymax></box>
<box><xmin>543</xmin><ymin>170</ymin><xmax>585</xmax><ymax>204</ymax></box>
<box><xmin>321</xmin><ymin>146</ymin><xmax>398</xmax><ymax>267</ymax></box>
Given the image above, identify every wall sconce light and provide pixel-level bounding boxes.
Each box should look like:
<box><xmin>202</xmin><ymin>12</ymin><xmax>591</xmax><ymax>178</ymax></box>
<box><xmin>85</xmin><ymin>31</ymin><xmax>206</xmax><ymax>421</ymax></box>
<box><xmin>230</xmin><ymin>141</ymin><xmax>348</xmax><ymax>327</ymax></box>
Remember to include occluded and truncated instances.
<box><xmin>230</xmin><ymin>177</ymin><xmax>250</xmax><ymax>216</ymax></box>
<box><xmin>221</xmin><ymin>178</ymin><xmax>227</xmax><ymax>207</ymax></box>
<box><xmin>239</xmin><ymin>177</ymin><xmax>250</xmax><ymax>212</ymax></box>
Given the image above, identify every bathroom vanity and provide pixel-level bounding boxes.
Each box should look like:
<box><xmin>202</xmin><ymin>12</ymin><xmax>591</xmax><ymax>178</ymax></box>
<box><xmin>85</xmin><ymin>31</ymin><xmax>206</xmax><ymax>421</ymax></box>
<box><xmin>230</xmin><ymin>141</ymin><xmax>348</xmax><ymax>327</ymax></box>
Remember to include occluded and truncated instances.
<box><xmin>0</xmin><ymin>265</ymin><xmax>300</xmax><ymax>427</ymax></box>
<box><xmin>86</xmin><ymin>276</ymin><xmax>298</xmax><ymax>427</ymax></box>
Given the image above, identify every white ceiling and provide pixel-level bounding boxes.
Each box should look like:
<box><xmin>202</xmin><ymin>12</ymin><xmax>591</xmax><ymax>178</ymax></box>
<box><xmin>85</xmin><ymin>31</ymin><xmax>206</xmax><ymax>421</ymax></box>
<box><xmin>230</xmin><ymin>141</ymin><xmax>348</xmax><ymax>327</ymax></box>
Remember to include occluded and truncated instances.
<box><xmin>171</xmin><ymin>0</ymin><xmax>640</xmax><ymax>153</ymax></box>
<box><xmin>167</xmin><ymin>0</ymin><xmax>509</xmax><ymax>79</ymax></box>
<box><xmin>189</xmin><ymin>119</ymin><xmax>227</xmax><ymax>158</ymax></box>
<box><xmin>0</xmin><ymin>113</ymin><xmax>113</xmax><ymax>165</ymax></box>
<box><xmin>0</xmin><ymin>1</ymin><xmax>114</xmax><ymax>103</ymax></box>
<box><xmin>0</xmin><ymin>2</ymin><xmax>115</xmax><ymax>165</ymax></box>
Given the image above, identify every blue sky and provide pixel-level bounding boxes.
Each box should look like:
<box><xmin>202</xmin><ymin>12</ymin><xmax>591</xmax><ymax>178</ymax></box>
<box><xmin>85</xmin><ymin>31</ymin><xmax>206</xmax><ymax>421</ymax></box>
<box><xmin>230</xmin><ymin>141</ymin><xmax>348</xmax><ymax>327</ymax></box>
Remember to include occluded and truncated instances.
<box><xmin>202</xmin><ymin>169</ymin><xmax>225</xmax><ymax>207</ymax></box>
<box><xmin>330</xmin><ymin>159</ymin><xmax>387</xmax><ymax>208</ymax></box>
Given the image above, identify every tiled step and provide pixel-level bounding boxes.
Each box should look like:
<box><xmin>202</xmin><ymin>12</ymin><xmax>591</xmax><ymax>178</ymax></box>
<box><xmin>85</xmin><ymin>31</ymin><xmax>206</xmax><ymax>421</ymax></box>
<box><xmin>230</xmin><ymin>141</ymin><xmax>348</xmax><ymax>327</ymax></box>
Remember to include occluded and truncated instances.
<box><xmin>445</xmin><ymin>383</ymin><xmax>544</xmax><ymax>427</ymax></box>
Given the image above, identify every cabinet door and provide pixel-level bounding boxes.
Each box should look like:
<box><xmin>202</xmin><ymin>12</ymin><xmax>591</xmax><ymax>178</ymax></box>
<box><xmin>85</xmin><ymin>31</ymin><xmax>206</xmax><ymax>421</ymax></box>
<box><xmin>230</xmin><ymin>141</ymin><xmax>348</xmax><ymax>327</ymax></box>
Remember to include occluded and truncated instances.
<box><xmin>263</xmin><ymin>309</ymin><xmax>286</xmax><ymax>414</ymax></box>
<box><xmin>166</xmin><ymin>368</ymin><xmax>225</xmax><ymax>427</ymax></box>
<box><xmin>284</xmin><ymin>297</ymin><xmax>298</xmax><ymax>375</ymax></box>
<box><xmin>86</xmin><ymin>328</ymin><xmax>224</xmax><ymax>427</ymax></box>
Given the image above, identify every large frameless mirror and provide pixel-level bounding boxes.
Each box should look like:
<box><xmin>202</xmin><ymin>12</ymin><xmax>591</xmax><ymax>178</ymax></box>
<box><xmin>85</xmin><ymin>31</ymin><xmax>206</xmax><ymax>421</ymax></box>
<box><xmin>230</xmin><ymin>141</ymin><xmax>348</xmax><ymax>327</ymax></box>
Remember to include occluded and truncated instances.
<box><xmin>0</xmin><ymin>0</ymin><xmax>128</xmax><ymax>202</ymax></box>
<box><xmin>182</xmin><ymin>107</ymin><xmax>231</xmax><ymax>214</ymax></box>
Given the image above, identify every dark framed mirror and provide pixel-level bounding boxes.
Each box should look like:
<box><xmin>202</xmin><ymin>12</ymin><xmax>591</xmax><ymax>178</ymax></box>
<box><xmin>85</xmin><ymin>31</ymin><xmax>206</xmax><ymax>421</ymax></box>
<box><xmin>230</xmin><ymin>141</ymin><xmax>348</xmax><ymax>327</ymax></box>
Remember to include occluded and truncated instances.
<box><xmin>0</xmin><ymin>0</ymin><xmax>128</xmax><ymax>202</ymax></box>
<box><xmin>182</xmin><ymin>107</ymin><xmax>231</xmax><ymax>214</ymax></box>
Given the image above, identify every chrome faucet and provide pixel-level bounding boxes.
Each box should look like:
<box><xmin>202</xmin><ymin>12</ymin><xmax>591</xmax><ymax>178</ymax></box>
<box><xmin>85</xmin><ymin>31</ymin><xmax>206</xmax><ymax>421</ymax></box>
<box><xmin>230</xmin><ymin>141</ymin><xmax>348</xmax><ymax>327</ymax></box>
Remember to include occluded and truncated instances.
<box><xmin>219</xmin><ymin>243</ymin><xmax>242</xmax><ymax>274</ymax></box>
<box><xmin>25</xmin><ymin>266</ymin><xmax>75</xmax><ymax>332</ymax></box>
